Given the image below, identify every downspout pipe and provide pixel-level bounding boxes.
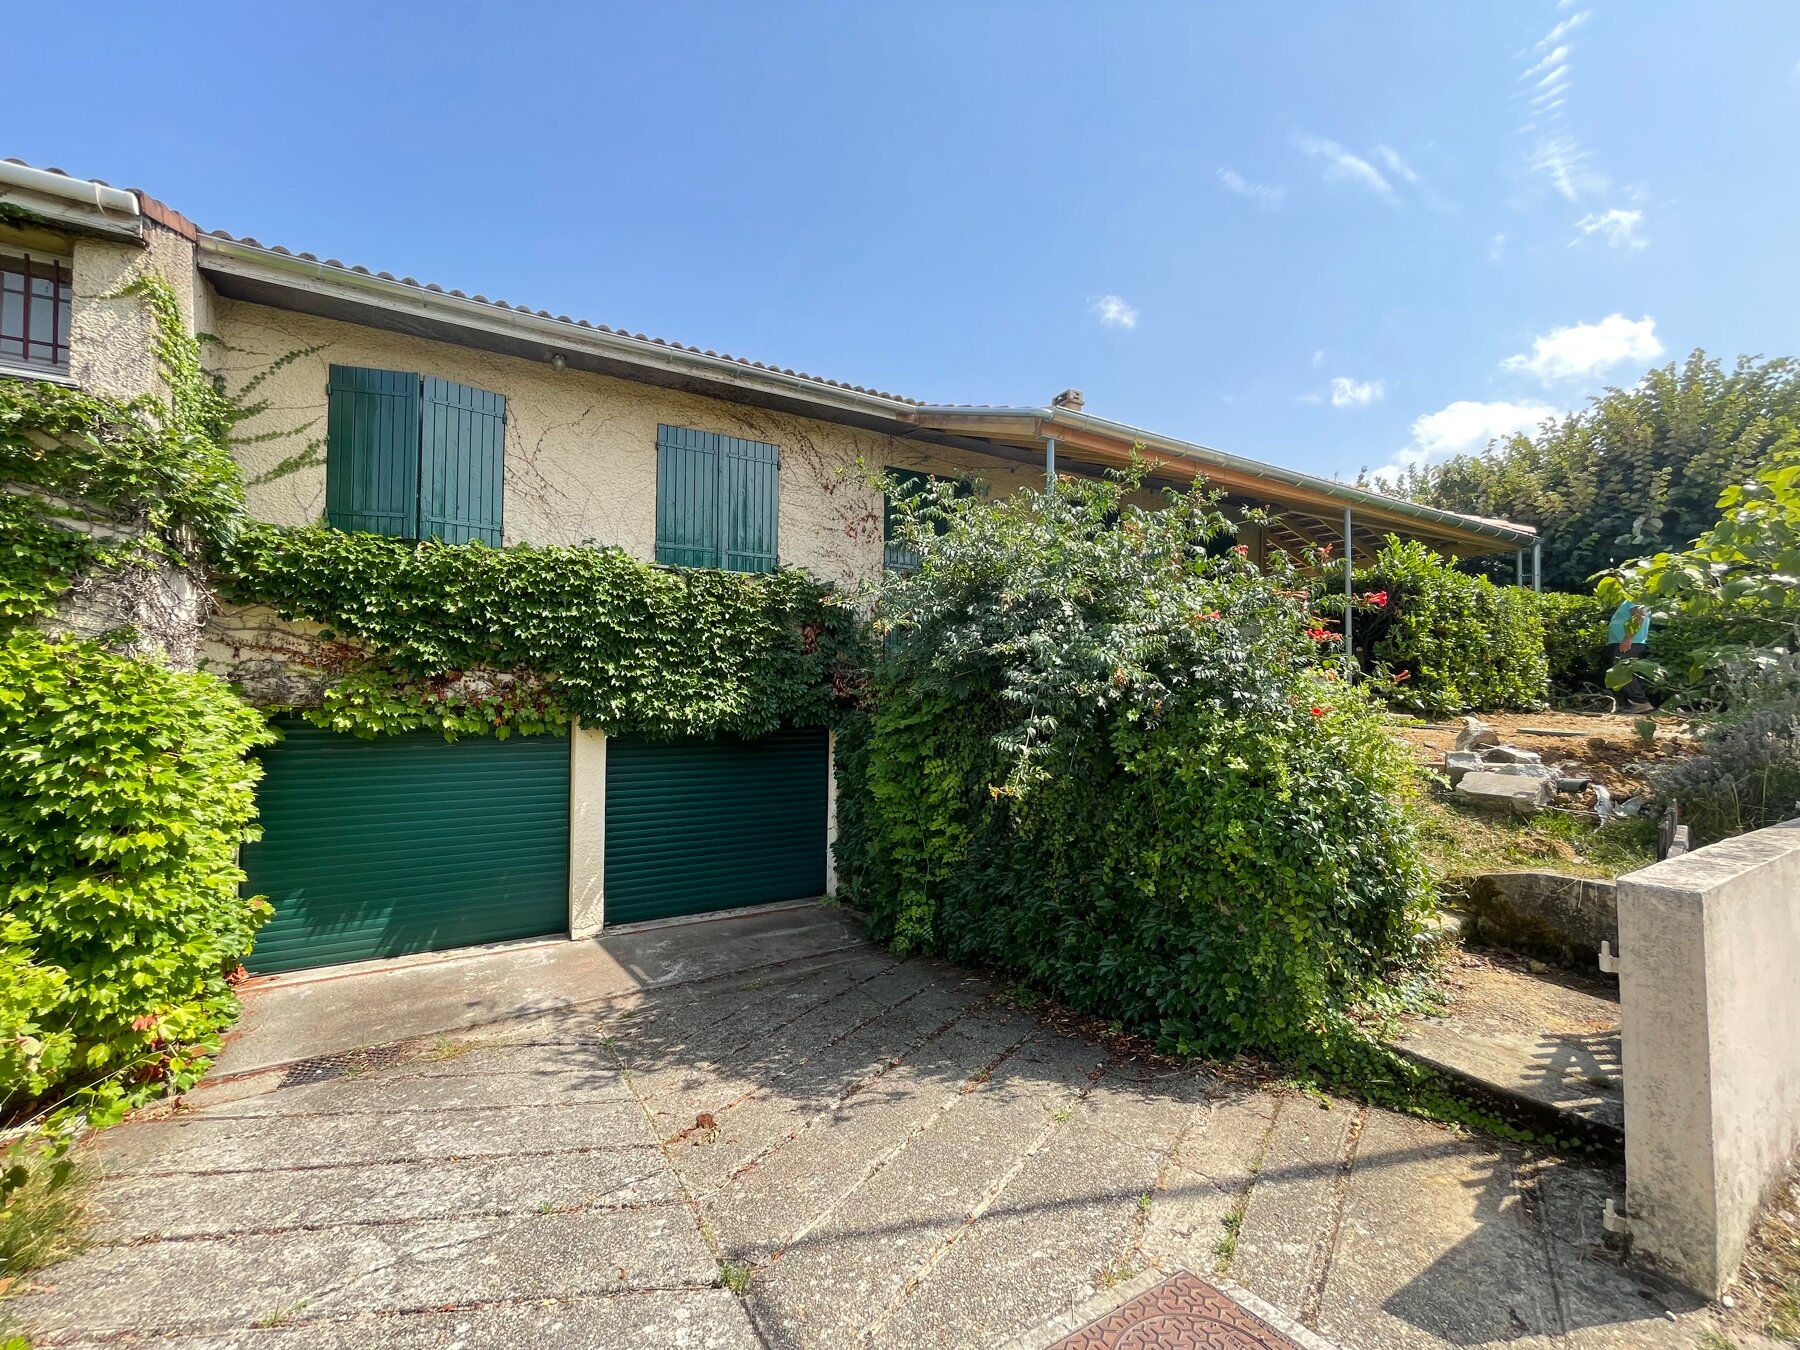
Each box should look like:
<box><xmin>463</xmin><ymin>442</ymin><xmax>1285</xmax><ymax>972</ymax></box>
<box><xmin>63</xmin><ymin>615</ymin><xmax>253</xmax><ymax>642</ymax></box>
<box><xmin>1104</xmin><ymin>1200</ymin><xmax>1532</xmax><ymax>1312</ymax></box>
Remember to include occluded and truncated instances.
<box><xmin>1045</xmin><ymin>436</ymin><xmax>1057</xmax><ymax>489</ymax></box>
<box><xmin>1533</xmin><ymin>541</ymin><xmax>1542</xmax><ymax>593</ymax></box>
<box><xmin>1343</xmin><ymin>507</ymin><xmax>1355</xmax><ymax>668</ymax></box>
<box><xmin>0</xmin><ymin>161</ymin><xmax>140</xmax><ymax>217</ymax></box>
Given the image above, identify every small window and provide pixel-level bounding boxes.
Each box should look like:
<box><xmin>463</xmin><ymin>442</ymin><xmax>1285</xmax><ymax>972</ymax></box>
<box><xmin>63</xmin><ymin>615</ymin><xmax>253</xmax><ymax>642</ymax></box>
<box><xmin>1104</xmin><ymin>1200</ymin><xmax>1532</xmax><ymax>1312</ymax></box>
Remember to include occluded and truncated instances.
<box><xmin>0</xmin><ymin>250</ymin><xmax>73</xmax><ymax>375</ymax></box>
<box><xmin>883</xmin><ymin>467</ymin><xmax>968</xmax><ymax>572</ymax></box>
<box><xmin>325</xmin><ymin>364</ymin><xmax>506</xmax><ymax>544</ymax></box>
<box><xmin>655</xmin><ymin>425</ymin><xmax>779</xmax><ymax>573</ymax></box>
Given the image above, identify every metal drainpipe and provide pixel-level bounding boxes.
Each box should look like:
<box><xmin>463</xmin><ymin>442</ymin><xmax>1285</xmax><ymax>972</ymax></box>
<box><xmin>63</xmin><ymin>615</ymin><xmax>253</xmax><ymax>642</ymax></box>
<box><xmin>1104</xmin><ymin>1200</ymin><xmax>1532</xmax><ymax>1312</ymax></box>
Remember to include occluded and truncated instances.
<box><xmin>1516</xmin><ymin>550</ymin><xmax>1525</xmax><ymax>586</ymax></box>
<box><xmin>1343</xmin><ymin>507</ymin><xmax>1354</xmax><ymax>666</ymax></box>
<box><xmin>1045</xmin><ymin>437</ymin><xmax>1057</xmax><ymax>489</ymax></box>
<box><xmin>1533</xmin><ymin>541</ymin><xmax>1542</xmax><ymax>592</ymax></box>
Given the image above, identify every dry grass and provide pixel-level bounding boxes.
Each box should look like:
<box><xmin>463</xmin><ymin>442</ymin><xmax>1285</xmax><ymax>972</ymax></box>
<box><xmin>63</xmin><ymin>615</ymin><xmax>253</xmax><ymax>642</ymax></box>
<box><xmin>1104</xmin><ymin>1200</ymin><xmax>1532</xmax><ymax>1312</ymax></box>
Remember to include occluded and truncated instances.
<box><xmin>1412</xmin><ymin>790</ymin><xmax>1658</xmax><ymax>882</ymax></box>
<box><xmin>0</xmin><ymin>1149</ymin><xmax>95</xmax><ymax>1291</ymax></box>
<box><xmin>1728</xmin><ymin>1176</ymin><xmax>1800</xmax><ymax>1343</ymax></box>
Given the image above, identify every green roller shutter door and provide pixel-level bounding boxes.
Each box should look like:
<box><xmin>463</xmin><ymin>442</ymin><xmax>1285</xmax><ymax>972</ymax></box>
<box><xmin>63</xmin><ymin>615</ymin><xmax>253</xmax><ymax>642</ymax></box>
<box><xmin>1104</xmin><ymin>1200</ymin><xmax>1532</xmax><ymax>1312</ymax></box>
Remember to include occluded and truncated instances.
<box><xmin>604</xmin><ymin>726</ymin><xmax>827</xmax><ymax>925</ymax></box>
<box><xmin>243</xmin><ymin>722</ymin><xmax>570</xmax><ymax>973</ymax></box>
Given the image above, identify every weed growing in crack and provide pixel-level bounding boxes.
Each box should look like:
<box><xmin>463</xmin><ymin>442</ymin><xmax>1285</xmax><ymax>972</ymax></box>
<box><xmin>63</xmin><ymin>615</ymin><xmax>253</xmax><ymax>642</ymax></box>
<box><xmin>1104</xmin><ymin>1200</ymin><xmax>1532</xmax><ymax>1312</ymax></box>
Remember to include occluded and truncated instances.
<box><xmin>718</xmin><ymin>1261</ymin><xmax>754</xmax><ymax>1294</ymax></box>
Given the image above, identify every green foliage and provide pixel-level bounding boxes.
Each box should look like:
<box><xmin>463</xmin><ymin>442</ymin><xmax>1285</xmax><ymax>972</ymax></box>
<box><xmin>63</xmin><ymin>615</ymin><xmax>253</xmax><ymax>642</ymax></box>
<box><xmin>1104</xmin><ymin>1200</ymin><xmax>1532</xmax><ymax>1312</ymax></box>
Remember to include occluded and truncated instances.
<box><xmin>0</xmin><ymin>631</ymin><xmax>274</xmax><ymax>1121</ymax></box>
<box><xmin>1335</xmin><ymin>539</ymin><xmax>1547</xmax><ymax>715</ymax></box>
<box><xmin>0</xmin><ymin>493</ymin><xmax>106</xmax><ymax>627</ymax></box>
<box><xmin>843</xmin><ymin>471</ymin><xmax>1435</xmax><ymax>1071</ymax></box>
<box><xmin>1652</xmin><ymin>693</ymin><xmax>1800</xmax><ymax>844</ymax></box>
<box><xmin>1379</xmin><ymin>350</ymin><xmax>1800</xmax><ymax>592</ymax></box>
<box><xmin>1532</xmin><ymin>591</ymin><xmax>1611</xmax><ymax>690</ymax></box>
<box><xmin>216</xmin><ymin>524</ymin><xmax>868</xmax><ymax>739</ymax></box>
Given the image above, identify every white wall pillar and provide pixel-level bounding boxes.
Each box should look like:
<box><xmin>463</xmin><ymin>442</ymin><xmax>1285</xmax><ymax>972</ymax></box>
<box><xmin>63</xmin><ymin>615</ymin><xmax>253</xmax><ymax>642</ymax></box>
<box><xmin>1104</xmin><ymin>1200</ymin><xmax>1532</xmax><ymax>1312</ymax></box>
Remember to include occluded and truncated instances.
<box><xmin>569</xmin><ymin>721</ymin><xmax>607</xmax><ymax>938</ymax></box>
<box><xmin>825</xmin><ymin>729</ymin><xmax>839</xmax><ymax>897</ymax></box>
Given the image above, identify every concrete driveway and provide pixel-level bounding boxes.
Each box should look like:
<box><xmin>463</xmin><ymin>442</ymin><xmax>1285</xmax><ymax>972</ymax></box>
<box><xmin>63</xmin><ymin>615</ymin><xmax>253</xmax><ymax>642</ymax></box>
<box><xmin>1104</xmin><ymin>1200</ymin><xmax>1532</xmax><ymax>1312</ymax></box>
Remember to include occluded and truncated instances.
<box><xmin>10</xmin><ymin>905</ymin><xmax>1735</xmax><ymax>1348</ymax></box>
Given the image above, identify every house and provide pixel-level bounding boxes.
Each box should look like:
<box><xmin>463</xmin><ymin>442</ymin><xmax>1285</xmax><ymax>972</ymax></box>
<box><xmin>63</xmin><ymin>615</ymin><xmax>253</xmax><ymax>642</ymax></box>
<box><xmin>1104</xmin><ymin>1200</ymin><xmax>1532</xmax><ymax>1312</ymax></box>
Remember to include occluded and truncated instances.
<box><xmin>1</xmin><ymin>158</ymin><xmax>1538</xmax><ymax>975</ymax></box>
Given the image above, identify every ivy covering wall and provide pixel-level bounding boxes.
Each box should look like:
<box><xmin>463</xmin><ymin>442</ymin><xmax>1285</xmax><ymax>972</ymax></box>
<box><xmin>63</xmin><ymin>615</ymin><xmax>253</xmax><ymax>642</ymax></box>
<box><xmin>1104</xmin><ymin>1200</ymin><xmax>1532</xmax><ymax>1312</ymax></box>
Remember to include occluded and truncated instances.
<box><xmin>0</xmin><ymin>278</ymin><xmax>272</xmax><ymax>1131</ymax></box>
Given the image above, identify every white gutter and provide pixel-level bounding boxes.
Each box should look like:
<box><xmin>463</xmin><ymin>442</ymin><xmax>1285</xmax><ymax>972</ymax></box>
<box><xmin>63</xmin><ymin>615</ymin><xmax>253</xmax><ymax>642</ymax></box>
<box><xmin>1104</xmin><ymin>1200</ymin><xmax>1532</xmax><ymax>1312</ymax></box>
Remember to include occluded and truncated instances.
<box><xmin>911</xmin><ymin>403</ymin><xmax>1536</xmax><ymax>546</ymax></box>
<box><xmin>196</xmin><ymin>236</ymin><xmax>921</xmax><ymax>424</ymax></box>
<box><xmin>0</xmin><ymin>161</ymin><xmax>139</xmax><ymax>218</ymax></box>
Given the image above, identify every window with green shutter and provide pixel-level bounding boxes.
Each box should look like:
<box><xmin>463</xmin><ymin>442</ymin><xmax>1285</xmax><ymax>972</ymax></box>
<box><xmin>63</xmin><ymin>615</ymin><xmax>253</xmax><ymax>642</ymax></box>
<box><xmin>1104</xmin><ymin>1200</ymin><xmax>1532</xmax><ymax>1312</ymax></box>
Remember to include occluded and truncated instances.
<box><xmin>326</xmin><ymin>365</ymin><xmax>505</xmax><ymax>545</ymax></box>
<box><xmin>655</xmin><ymin>424</ymin><xmax>779</xmax><ymax>572</ymax></box>
<box><xmin>883</xmin><ymin>467</ymin><xmax>969</xmax><ymax>572</ymax></box>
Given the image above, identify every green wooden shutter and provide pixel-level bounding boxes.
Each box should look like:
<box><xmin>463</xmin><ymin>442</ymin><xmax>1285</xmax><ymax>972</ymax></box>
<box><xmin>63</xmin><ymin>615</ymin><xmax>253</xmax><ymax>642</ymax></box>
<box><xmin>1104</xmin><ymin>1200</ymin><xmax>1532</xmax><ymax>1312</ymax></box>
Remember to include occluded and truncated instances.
<box><xmin>656</xmin><ymin>424</ymin><xmax>721</xmax><ymax>567</ymax></box>
<box><xmin>421</xmin><ymin>377</ymin><xmax>506</xmax><ymax>544</ymax></box>
<box><xmin>326</xmin><ymin>365</ymin><xmax>421</xmax><ymax>538</ymax></box>
<box><xmin>721</xmin><ymin>434</ymin><xmax>779</xmax><ymax>574</ymax></box>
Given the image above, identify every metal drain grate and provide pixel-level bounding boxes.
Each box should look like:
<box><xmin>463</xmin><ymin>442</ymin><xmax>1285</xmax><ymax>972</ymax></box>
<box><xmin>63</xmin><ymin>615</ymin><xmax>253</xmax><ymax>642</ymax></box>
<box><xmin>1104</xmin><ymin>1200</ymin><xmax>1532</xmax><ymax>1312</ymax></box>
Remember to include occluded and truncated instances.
<box><xmin>1048</xmin><ymin>1271</ymin><xmax>1300</xmax><ymax>1349</ymax></box>
<box><xmin>279</xmin><ymin>1042</ymin><xmax>412</xmax><ymax>1087</ymax></box>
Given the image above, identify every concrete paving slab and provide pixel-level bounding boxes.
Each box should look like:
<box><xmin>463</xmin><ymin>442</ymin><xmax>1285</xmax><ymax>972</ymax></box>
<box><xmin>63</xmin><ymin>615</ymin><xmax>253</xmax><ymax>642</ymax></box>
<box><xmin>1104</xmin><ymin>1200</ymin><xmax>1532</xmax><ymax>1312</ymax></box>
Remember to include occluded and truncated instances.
<box><xmin>93</xmin><ymin>1100</ymin><xmax>655</xmax><ymax>1175</ymax></box>
<box><xmin>217</xmin><ymin>903</ymin><xmax>865</xmax><ymax>1077</ymax></box>
<box><xmin>1225</xmin><ymin>1092</ymin><xmax>1356</xmax><ymax>1316</ymax></box>
<box><xmin>48</xmin><ymin>1291</ymin><xmax>763</xmax><ymax>1349</ymax></box>
<box><xmin>85</xmin><ymin>1146</ymin><xmax>678</xmax><ymax>1243</ymax></box>
<box><xmin>186</xmin><ymin>1063</ymin><xmax>633</xmax><ymax>1117</ymax></box>
<box><xmin>1393</xmin><ymin>954</ymin><xmax>1623</xmax><ymax>1142</ymax></box>
<box><xmin>694</xmin><ymin>1003</ymin><xmax>1040</xmax><ymax>1261</ymax></box>
<box><xmin>1314</xmin><ymin>1109</ymin><xmax>1554</xmax><ymax>1347</ymax></box>
<box><xmin>871</xmin><ymin>1103</ymin><xmax>1170</xmax><ymax>1348</ymax></box>
<box><xmin>741</xmin><ymin>1032</ymin><xmax>1107</xmax><ymax>1349</ymax></box>
<box><xmin>14</xmin><ymin>1208</ymin><xmax>719</xmax><ymax>1340</ymax></box>
<box><xmin>1141</xmin><ymin>1090</ymin><xmax>1283</xmax><ymax>1273</ymax></box>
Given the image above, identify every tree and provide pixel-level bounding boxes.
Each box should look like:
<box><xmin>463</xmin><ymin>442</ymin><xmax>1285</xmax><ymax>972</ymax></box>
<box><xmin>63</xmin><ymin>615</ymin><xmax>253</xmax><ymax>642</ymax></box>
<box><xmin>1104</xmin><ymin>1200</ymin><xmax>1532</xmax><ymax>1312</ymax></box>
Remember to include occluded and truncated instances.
<box><xmin>1373</xmin><ymin>351</ymin><xmax>1800</xmax><ymax>592</ymax></box>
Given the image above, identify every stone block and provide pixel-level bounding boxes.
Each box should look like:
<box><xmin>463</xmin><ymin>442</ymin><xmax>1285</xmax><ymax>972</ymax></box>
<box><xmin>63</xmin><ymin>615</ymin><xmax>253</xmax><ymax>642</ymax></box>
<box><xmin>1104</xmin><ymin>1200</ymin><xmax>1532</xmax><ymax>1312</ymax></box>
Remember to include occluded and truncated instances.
<box><xmin>1459</xmin><ymin>871</ymin><xmax>1618</xmax><ymax>962</ymax></box>
<box><xmin>1481</xmin><ymin>745</ymin><xmax>1542</xmax><ymax>765</ymax></box>
<box><xmin>1443</xmin><ymin>750</ymin><xmax>1485</xmax><ymax>784</ymax></box>
<box><xmin>1454</xmin><ymin>716</ymin><xmax>1499</xmax><ymax>751</ymax></box>
<box><xmin>1454</xmin><ymin>770</ymin><xmax>1551</xmax><ymax>814</ymax></box>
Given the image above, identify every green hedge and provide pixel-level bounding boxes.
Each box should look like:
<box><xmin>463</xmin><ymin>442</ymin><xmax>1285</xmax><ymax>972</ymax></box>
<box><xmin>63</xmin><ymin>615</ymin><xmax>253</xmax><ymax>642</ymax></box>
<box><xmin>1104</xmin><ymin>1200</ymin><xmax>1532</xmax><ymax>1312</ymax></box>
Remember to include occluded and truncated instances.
<box><xmin>1533</xmin><ymin>591</ymin><xmax>1611</xmax><ymax>690</ymax></box>
<box><xmin>1342</xmin><ymin>539</ymin><xmax>1547</xmax><ymax>715</ymax></box>
<box><xmin>845</xmin><ymin>474</ymin><xmax>1433</xmax><ymax>1064</ymax></box>
<box><xmin>0</xmin><ymin>631</ymin><xmax>273</xmax><ymax>1121</ymax></box>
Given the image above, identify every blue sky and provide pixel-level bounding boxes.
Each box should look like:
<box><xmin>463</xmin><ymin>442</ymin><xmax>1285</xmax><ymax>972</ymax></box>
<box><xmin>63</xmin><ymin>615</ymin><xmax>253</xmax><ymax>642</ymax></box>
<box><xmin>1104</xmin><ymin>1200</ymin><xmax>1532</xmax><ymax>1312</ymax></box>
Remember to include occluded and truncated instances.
<box><xmin>19</xmin><ymin>2</ymin><xmax>1800</xmax><ymax>481</ymax></box>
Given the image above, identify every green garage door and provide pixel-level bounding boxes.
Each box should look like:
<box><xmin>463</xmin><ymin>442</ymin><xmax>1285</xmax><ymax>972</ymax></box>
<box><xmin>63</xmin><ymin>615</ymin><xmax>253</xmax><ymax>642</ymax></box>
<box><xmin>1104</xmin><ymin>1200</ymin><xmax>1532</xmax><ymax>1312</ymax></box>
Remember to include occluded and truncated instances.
<box><xmin>604</xmin><ymin>726</ymin><xmax>827</xmax><ymax>926</ymax></box>
<box><xmin>242</xmin><ymin>722</ymin><xmax>570</xmax><ymax>973</ymax></box>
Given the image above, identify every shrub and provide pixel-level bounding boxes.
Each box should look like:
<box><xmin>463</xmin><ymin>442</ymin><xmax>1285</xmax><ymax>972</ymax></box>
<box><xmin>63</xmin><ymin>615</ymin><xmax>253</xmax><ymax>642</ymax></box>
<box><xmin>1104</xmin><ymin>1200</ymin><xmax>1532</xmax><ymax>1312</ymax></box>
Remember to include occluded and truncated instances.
<box><xmin>1334</xmin><ymin>539</ymin><xmax>1546</xmax><ymax>714</ymax></box>
<box><xmin>1533</xmin><ymin>591</ymin><xmax>1610</xmax><ymax>691</ymax></box>
<box><xmin>0</xmin><ymin>631</ymin><xmax>274</xmax><ymax>1122</ymax></box>
<box><xmin>1652</xmin><ymin>687</ymin><xmax>1800</xmax><ymax>844</ymax></box>
<box><xmin>844</xmin><ymin>472</ymin><xmax>1433</xmax><ymax>1062</ymax></box>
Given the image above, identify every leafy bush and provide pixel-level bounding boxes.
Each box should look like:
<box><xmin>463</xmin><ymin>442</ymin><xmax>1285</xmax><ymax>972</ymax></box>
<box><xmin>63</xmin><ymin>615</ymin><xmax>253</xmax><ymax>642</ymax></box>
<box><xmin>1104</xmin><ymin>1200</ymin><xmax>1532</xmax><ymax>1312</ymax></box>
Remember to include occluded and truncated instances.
<box><xmin>842</xmin><ymin>472</ymin><xmax>1433</xmax><ymax>1063</ymax></box>
<box><xmin>0</xmin><ymin>630</ymin><xmax>274</xmax><ymax>1122</ymax></box>
<box><xmin>1335</xmin><ymin>538</ymin><xmax>1547</xmax><ymax>714</ymax></box>
<box><xmin>1533</xmin><ymin>591</ymin><xmax>1610</xmax><ymax>691</ymax></box>
<box><xmin>1652</xmin><ymin>691</ymin><xmax>1800</xmax><ymax>844</ymax></box>
<box><xmin>217</xmin><ymin>524</ymin><xmax>868</xmax><ymax>740</ymax></box>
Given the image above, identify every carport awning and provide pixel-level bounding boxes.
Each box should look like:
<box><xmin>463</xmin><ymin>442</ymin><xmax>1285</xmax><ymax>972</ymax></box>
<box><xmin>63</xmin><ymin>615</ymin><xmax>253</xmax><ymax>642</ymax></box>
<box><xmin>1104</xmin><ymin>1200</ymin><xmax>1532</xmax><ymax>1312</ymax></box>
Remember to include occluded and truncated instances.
<box><xmin>907</xmin><ymin>404</ymin><xmax>1535</xmax><ymax>561</ymax></box>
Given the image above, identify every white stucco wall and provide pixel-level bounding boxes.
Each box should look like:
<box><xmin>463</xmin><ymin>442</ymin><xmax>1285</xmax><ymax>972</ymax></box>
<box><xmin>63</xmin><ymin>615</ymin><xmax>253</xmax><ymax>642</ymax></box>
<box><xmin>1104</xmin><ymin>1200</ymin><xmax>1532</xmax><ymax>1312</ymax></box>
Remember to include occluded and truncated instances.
<box><xmin>210</xmin><ymin>300</ymin><xmax>1043</xmax><ymax>592</ymax></box>
<box><xmin>68</xmin><ymin>225</ymin><xmax>206</xmax><ymax>402</ymax></box>
<box><xmin>1617</xmin><ymin>823</ymin><xmax>1800</xmax><ymax>1295</ymax></box>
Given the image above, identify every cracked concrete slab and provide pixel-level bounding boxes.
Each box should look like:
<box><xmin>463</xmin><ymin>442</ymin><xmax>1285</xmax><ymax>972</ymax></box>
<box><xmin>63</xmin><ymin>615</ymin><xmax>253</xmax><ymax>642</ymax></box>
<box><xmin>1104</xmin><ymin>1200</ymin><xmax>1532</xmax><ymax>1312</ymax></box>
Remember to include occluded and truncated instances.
<box><xmin>13</xmin><ymin>903</ymin><xmax>1733</xmax><ymax>1349</ymax></box>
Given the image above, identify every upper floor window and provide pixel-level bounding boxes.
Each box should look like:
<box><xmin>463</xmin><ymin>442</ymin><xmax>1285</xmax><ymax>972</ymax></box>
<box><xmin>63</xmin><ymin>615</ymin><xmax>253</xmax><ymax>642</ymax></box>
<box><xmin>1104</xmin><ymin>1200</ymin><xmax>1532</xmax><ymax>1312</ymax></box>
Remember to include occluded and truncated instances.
<box><xmin>655</xmin><ymin>425</ymin><xmax>779</xmax><ymax>573</ymax></box>
<box><xmin>326</xmin><ymin>364</ymin><xmax>506</xmax><ymax>544</ymax></box>
<box><xmin>0</xmin><ymin>250</ymin><xmax>73</xmax><ymax>375</ymax></box>
<box><xmin>884</xmin><ymin>467</ymin><xmax>969</xmax><ymax>573</ymax></box>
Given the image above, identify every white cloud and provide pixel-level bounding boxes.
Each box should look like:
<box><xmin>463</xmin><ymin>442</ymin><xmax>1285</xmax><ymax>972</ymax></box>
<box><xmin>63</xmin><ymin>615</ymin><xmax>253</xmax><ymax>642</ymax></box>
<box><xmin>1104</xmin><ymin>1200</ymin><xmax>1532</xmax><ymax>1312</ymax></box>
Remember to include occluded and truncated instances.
<box><xmin>1524</xmin><ymin>46</ymin><xmax>1571</xmax><ymax>79</ymax></box>
<box><xmin>1502</xmin><ymin>314</ymin><xmax>1664</xmax><ymax>382</ymax></box>
<box><xmin>1090</xmin><ymin>294</ymin><xmax>1138</xmax><ymax>330</ymax></box>
<box><xmin>1216</xmin><ymin>167</ymin><xmax>1286</xmax><ymax>208</ymax></box>
<box><xmin>1526</xmin><ymin>133</ymin><xmax>1603</xmax><ymax>201</ymax></box>
<box><xmin>1373</xmin><ymin>145</ymin><xmax>1421</xmax><ymax>186</ymax></box>
<box><xmin>1574</xmin><ymin>207</ymin><xmax>1647</xmax><ymax>249</ymax></box>
<box><xmin>1293</xmin><ymin>134</ymin><xmax>1393</xmax><ymax>198</ymax></box>
<box><xmin>1329</xmin><ymin>376</ymin><xmax>1385</xmax><ymax>409</ymax></box>
<box><xmin>1375</xmin><ymin>399</ymin><xmax>1557</xmax><ymax>481</ymax></box>
<box><xmin>1311</xmin><ymin>349</ymin><xmax>1326</xmax><ymax>367</ymax></box>
<box><xmin>1538</xmin><ymin>12</ymin><xmax>1590</xmax><ymax>46</ymax></box>
<box><xmin>1488</xmin><ymin>232</ymin><xmax>1507</xmax><ymax>262</ymax></box>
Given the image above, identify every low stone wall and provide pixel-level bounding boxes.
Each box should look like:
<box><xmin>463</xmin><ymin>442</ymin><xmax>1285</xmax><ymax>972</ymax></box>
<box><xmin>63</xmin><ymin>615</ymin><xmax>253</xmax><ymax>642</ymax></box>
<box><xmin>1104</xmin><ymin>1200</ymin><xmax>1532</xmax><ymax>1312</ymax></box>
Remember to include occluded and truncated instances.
<box><xmin>1617</xmin><ymin>822</ymin><xmax>1800</xmax><ymax>1295</ymax></box>
<box><xmin>1457</xmin><ymin>871</ymin><xmax>1618</xmax><ymax>964</ymax></box>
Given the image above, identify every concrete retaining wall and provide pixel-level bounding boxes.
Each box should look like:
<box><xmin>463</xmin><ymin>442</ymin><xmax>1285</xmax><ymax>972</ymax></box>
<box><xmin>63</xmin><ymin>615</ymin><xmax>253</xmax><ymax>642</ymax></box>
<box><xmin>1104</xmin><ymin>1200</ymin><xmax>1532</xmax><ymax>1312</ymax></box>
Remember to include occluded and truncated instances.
<box><xmin>1617</xmin><ymin>823</ymin><xmax>1800</xmax><ymax>1294</ymax></box>
<box><xmin>1458</xmin><ymin>871</ymin><xmax>1618</xmax><ymax>965</ymax></box>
